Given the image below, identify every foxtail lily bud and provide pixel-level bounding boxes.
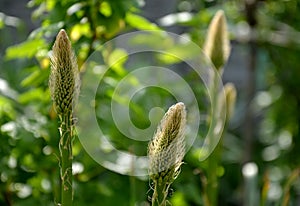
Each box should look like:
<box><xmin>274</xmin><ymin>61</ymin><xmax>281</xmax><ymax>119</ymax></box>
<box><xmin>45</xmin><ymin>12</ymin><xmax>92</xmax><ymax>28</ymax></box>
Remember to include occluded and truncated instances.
<box><xmin>49</xmin><ymin>29</ymin><xmax>80</xmax><ymax>115</ymax></box>
<box><xmin>148</xmin><ymin>102</ymin><xmax>187</xmax><ymax>206</ymax></box>
<box><xmin>203</xmin><ymin>10</ymin><xmax>230</xmax><ymax>70</ymax></box>
<box><xmin>148</xmin><ymin>102</ymin><xmax>186</xmax><ymax>181</ymax></box>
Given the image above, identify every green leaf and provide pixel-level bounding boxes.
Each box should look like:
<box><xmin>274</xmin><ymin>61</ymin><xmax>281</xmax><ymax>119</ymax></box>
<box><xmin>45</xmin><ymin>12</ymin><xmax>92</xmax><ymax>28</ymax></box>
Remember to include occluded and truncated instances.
<box><xmin>129</xmin><ymin>32</ymin><xmax>173</xmax><ymax>49</ymax></box>
<box><xmin>0</xmin><ymin>18</ymin><xmax>4</xmax><ymax>29</ymax></box>
<box><xmin>70</xmin><ymin>23</ymin><xmax>92</xmax><ymax>41</ymax></box>
<box><xmin>157</xmin><ymin>42</ymin><xmax>199</xmax><ymax>64</ymax></box>
<box><xmin>126</xmin><ymin>13</ymin><xmax>160</xmax><ymax>30</ymax></box>
<box><xmin>5</xmin><ymin>39</ymin><xmax>46</xmax><ymax>60</ymax></box>
<box><xmin>21</xmin><ymin>67</ymin><xmax>50</xmax><ymax>87</ymax></box>
<box><xmin>0</xmin><ymin>96</ymin><xmax>15</xmax><ymax>119</ymax></box>
<box><xmin>107</xmin><ymin>49</ymin><xmax>128</xmax><ymax>76</ymax></box>
<box><xmin>99</xmin><ymin>1</ymin><xmax>112</xmax><ymax>17</ymax></box>
<box><xmin>18</xmin><ymin>88</ymin><xmax>50</xmax><ymax>104</ymax></box>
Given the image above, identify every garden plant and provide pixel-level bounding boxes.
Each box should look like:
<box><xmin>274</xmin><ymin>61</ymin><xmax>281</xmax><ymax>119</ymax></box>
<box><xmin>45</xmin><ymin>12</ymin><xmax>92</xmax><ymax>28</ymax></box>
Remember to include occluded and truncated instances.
<box><xmin>1</xmin><ymin>0</ymin><xmax>300</xmax><ymax>206</ymax></box>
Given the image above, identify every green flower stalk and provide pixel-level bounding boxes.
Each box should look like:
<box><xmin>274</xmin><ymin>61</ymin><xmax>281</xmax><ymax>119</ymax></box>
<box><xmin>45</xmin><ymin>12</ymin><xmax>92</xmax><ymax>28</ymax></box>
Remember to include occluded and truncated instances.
<box><xmin>201</xmin><ymin>10</ymin><xmax>233</xmax><ymax>206</ymax></box>
<box><xmin>49</xmin><ymin>29</ymin><xmax>80</xmax><ymax>206</ymax></box>
<box><xmin>203</xmin><ymin>10</ymin><xmax>230</xmax><ymax>71</ymax></box>
<box><xmin>148</xmin><ymin>102</ymin><xmax>186</xmax><ymax>206</ymax></box>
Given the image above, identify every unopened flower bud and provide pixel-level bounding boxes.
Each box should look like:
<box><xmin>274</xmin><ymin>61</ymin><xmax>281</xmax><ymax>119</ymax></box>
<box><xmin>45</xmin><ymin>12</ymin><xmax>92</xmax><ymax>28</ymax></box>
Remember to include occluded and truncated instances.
<box><xmin>148</xmin><ymin>102</ymin><xmax>186</xmax><ymax>181</ymax></box>
<box><xmin>203</xmin><ymin>10</ymin><xmax>230</xmax><ymax>71</ymax></box>
<box><xmin>49</xmin><ymin>29</ymin><xmax>80</xmax><ymax>115</ymax></box>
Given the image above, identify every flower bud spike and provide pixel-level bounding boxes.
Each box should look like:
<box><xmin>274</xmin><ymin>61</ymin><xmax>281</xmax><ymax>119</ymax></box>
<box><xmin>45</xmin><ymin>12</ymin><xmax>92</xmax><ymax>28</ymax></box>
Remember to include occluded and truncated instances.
<box><xmin>203</xmin><ymin>10</ymin><xmax>230</xmax><ymax>71</ymax></box>
<box><xmin>49</xmin><ymin>29</ymin><xmax>79</xmax><ymax>206</ymax></box>
<box><xmin>49</xmin><ymin>29</ymin><xmax>80</xmax><ymax>115</ymax></box>
<box><xmin>148</xmin><ymin>102</ymin><xmax>187</xmax><ymax>206</ymax></box>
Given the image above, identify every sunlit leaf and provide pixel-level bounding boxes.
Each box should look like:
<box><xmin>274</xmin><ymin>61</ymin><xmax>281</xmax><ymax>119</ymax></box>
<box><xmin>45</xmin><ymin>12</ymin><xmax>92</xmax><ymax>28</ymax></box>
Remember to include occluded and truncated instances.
<box><xmin>170</xmin><ymin>192</ymin><xmax>188</xmax><ymax>206</ymax></box>
<box><xmin>46</xmin><ymin>0</ymin><xmax>55</xmax><ymax>10</ymax></box>
<box><xmin>0</xmin><ymin>18</ymin><xmax>4</xmax><ymax>29</ymax></box>
<box><xmin>126</xmin><ymin>13</ymin><xmax>160</xmax><ymax>30</ymax></box>
<box><xmin>99</xmin><ymin>1</ymin><xmax>112</xmax><ymax>17</ymax></box>
<box><xmin>157</xmin><ymin>42</ymin><xmax>199</xmax><ymax>64</ymax></box>
<box><xmin>5</xmin><ymin>39</ymin><xmax>46</xmax><ymax>60</ymax></box>
<box><xmin>21</xmin><ymin>67</ymin><xmax>49</xmax><ymax>87</ymax></box>
<box><xmin>18</xmin><ymin>88</ymin><xmax>50</xmax><ymax>104</ymax></box>
<box><xmin>0</xmin><ymin>96</ymin><xmax>15</xmax><ymax>119</ymax></box>
<box><xmin>129</xmin><ymin>32</ymin><xmax>173</xmax><ymax>49</ymax></box>
<box><xmin>70</xmin><ymin>23</ymin><xmax>92</xmax><ymax>41</ymax></box>
<box><xmin>107</xmin><ymin>49</ymin><xmax>128</xmax><ymax>76</ymax></box>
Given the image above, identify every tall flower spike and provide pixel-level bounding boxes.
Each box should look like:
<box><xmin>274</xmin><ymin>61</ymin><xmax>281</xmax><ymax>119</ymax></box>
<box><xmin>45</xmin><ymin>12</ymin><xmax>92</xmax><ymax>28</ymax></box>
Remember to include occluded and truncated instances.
<box><xmin>49</xmin><ymin>29</ymin><xmax>79</xmax><ymax>206</ymax></box>
<box><xmin>148</xmin><ymin>102</ymin><xmax>186</xmax><ymax>206</ymax></box>
<box><xmin>49</xmin><ymin>29</ymin><xmax>80</xmax><ymax>115</ymax></box>
<box><xmin>203</xmin><ymin>10</ymin><xmax>230</xmax><ymax>71</ymax></box>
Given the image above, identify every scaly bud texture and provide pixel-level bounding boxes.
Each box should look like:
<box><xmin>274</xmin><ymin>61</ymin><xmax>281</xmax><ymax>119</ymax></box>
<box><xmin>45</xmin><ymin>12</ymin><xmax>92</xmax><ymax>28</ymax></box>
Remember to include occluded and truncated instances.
<box><xmin>148</xmin><ymin>102</ymin><xmax>186</xmax><ymax>206</ymax></box>
<box><xmin>203</xmin><ymin>10</ymin><xmax>230</xmax><ymax>70</ymax></box>
<box><xmin>49</xmin><ymin>29</ymin><xmax>80</xmax><ymax>115</ymax></box>
<box><xmin>49</xmin><ymin>29</ymin><xmax>79</xmax><ymax>206</ymax></box>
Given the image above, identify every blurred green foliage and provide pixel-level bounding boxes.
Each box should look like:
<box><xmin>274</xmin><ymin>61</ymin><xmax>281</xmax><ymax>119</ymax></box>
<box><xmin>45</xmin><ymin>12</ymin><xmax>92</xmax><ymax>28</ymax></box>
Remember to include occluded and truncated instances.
<box><xmin>1</xmin><ymin>0</ymin><xmax>300</xmax><ymax>205</ymax></box>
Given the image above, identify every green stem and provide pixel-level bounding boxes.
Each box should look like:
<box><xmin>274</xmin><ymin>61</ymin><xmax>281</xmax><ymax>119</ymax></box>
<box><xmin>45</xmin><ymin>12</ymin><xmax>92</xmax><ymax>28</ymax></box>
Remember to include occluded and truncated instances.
<box><xmin>206</xmin><ymin>140</ymin><xmax>221</xmax><ymax>206</ymax></box>
<box><xmin>59</xmin><ymin>112</ymin><xmax>74</xmax><ymax>206</ymax></box>
<box><xmin>130</xmin><ymin>176</ymin><xmax>136</xmax><ymax>205</ymax></box>
<box><xmin>152</xmin><ymin>179</ymin><xmax>169</xmax><ymax>206</ymax></box>
<box><xmin>205</xmin><ymin>70</ymin><xmax>222</xmax><ymax>206</ymax></box>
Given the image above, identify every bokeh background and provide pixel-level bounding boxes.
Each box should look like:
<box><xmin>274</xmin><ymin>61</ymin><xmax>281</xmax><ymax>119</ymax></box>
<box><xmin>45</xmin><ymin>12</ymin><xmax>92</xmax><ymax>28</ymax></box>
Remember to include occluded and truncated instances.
<box><xmin>1</xmin><ymin>0</ymin><xmax>300</xmax><ymax>205</ymax></box>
